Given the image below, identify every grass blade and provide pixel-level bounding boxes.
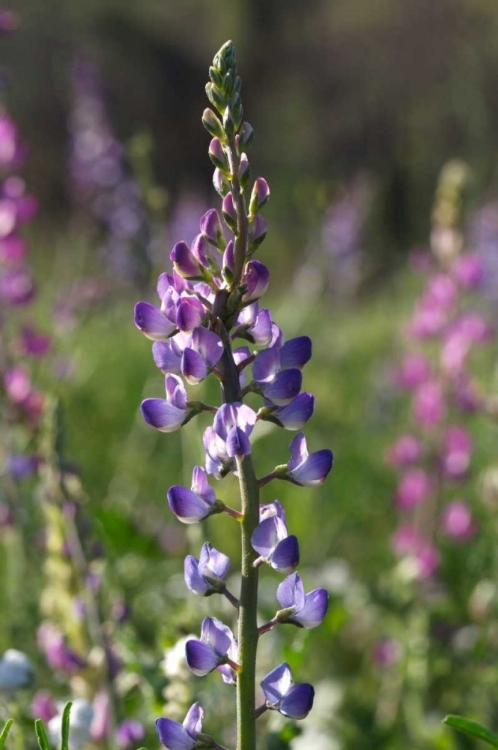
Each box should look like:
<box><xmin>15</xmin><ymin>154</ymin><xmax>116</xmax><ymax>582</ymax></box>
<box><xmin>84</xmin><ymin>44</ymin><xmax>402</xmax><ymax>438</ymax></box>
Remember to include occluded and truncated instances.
<box><xmin>0</xmin><ymin>719</ymin><xmax>13</xmax><ymax>750</ymax></box>
<box><xmin>61</xmin><ymin>702</ymin><xmax>72</xmax><ymax>750</ymax></box>
<box><xmin>34</xmin><ymin>719</ymin><xmax>52</xmax><ymax>750</ymax></box>
<box><xmin>444</xmin><ymin>715</ymin><xmax>498</xmax><ymax>747</ymax></box>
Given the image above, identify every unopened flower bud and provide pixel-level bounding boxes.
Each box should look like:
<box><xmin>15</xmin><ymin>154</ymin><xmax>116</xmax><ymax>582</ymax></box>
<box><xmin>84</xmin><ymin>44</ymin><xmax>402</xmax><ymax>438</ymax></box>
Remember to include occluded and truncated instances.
<box><xmin>249</xmin><ymin>177</ymin><xmax>270</xmax><ymax>216</ymax></box>
<box><xmin>200</xmin><ymin>209</ymin><xmax>225</xmax><ymax>250</ymax></box>
<box><xmin>205</xmin><ymin>82</ymin><xmax>226</xmax><ymax>114</ymax></box>
<box><xmin>248</xmin><ymin>214</ymin><xmax>267</xmax><ymax>252</ymax></box>
<box><xmin>202</xmin><ymin>108</ymin><xmax>225</xmax><ymax>141</ymax></box>
<box><xmin>238</xmin><ymin>153</ymin><xmax>250</xmax><ymax>190</ymax></box>
<box><xmin>222</xmin><ymin>193</ymin><xmax>237</xmax><ymax>232</ymax></box>
<box><xmin>238</xmin><ymin>121</ymin><xmax>254</xmax><ymax>153</ymax></box>
<box><xmin>170</xmin><ymin>241</ymin><xmax>203</xmax><ymax>280</ymax></box>
<box><xmin>213</xmin><ymin>168</ymin><xmax>230</xmax><ymax>197</ymax></box>
<box><xmin>222</xmin><ymin>241</ymin><xmax>235</xmax><ymax>285</ymax></box>
<box><xmin>208</xmin><ymin>138</ymin><xmax>229</xmax><ymax>174</ymax></box>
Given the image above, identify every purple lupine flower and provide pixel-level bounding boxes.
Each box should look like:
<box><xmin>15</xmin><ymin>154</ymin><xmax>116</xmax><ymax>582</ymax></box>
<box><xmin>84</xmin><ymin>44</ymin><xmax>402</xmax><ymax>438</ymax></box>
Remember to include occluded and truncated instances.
<box><xmin>276</xmin><ymin>573</ymin><xmax>328</xmax><ymax>628</ymax></box>
<box><xmin>395</xmin><ymin>468</ymin><xmax>432</xmax><ymax>509</ymax></box>
<box><xmin>156</xmin><ymin>703</ymin><xmax>204</xmax><ymax>750</ymax></box>
<box><xmin>141</xmin><ymin>373</ymin><xmax>191</xmax><ymax>432</ymax></box>
<box><xmin>412</xmin><ymin>380</ymin><xmax>446</xmax><ymax>427</ymax></box>
<box><xmin>134</xmin><ymin>301</ymin><xmax>176</xmax><ymax>340</ymax></box>
<box><xmin>203</xmin><ymin>403</ymin><xmax>257</xmax><ymax>477</ymax></box>
<box><xmin>37</xmin><ymin>623</ymin><xmax>85</xmax><ymax>673</ymax></box>
<box><xmin>285</xmin><ymin>432</ymin><xmax>333</xmax><ymax>486</ymax></box>
<box><xmin>116</xmin><ymin>719</ymin><xmax>145</xmax><ymax>749</ymax></box>
<box><xmin>442</xmin><ymin>500</ymin><xmax>476</xmax><ymax>541</ymax></box>
<box><xmin>251</xmin><ymin>502</ymin><xmax>299</xmax><ymax>573</ymax></box>
<box><xmin>260</xmin><ymin>392</ymin><xmax>315</xmax><ymax>430</ymax></box>
<box><xmin>167</xmin><ymin>466</ymin><xmax>221</xmax><ymax>524</ymax></box>
<box><xmin>234</xmin><ymin>303</ymin><xmax>273</xmax><ymax>345</ymax></box>
<box><xmin>441</xmin><ymin>425</ymin><xmax>472</xmax><ymax>480</ymax></box>
<box><xmin>385</xmin><ymin>434</ymin><xmax>422</xmax><ymax>466</ymax></box>
<box><xmin>252</xmin><ymin>335</ymin><xmax>311</xmax><ymax>405</ymax></box>
<box><xmin>241</xmin><ymin>259</ymin><xmax>270</xmax><ymax>303</ymax></box>
<box><xmin>185</xmin><ymin>617</ymin><xmax>238</xmax><ymax>681</ymax></box>
<box><xmin>200</xmin><ymin>208</ymin><xmax>226</xmax><ymax>250</ymax></box>
<box><xmin>261</xmin><ymin>663</ymin><xmax>314</xmax><ymax>719</ymax></box>
<box><xmin>184</xmin><ymin>542</ymin><xmax>230</xmax><ymax>595</ymax></box>
<box><xmin>153</xmin><ymin>327</ymin><xmax>223</xmax><ymax>384</ymax></box>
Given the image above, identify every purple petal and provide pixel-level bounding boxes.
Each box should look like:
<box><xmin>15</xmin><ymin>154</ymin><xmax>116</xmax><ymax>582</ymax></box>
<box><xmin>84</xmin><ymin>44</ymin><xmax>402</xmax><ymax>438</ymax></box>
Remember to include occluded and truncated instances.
<box><xmin>242</xmin><ymin>259</ymin><xmax>270</xmax><ymax>302</ymax></box>
<box><xmin>200</xmin><ymin>208</ymin><xmax>225</xmax><ymax>249</ymax></box>
<box><xmin>156</xmin><ymin>718</ymin><xmax>197</xmax><ymax>750</ymax></box>
<box><xmin>141</xmin><ymin>399</ymin><xmax>185</xmax><ymax>432</ymax></box>
<box><xmin>226</xmin><ymin>426</ymin><xmax>252</xmax><ymax>458</ymax></box>
<box><xmin>260</xmin><ymin>500</ymin><xmax>286</xmax><ymax>523</ymax></box>
<box><xmin>279</xmin><ymin>683</ymin><xmax>315</xmax><ymax>719</ymax></box>
<box><xmin>271</xmin><ymin>535</ymin><xmax>300</xmax><ymax>573</ymax></box>
<box><xmin>181</xmin><ymin>348</ymin><xmax>207</xmax><ymax>384</ymax></box>
<box><xmin>277</xmin><ymin>573</ymin><xmax>305</xmax><ymax>610</ymax></box>
<box><xmin>280</xmin><ymin>337</ymin><xmax>312</xmax><ymax>369</ymax></box>
<box><xmin>200</xmin><ymin>543</ymin><xmax>230</xmax><ymax>580</ymax></box>
<box><xmin>134</xmin><ymin>302</ymin><xmax>175</xmax><ymax>340</ymax></box>
<box><xmin>185</xmin><ymin>640</ymin><xmax>219</xmax><ymax>676</ymax></box>
<box><xmin>184</xmin><ymin>556</ymin><xmax>209</xmax><ymax>595</ymax></box>
<box><xmin>165</xmin><ymin>374</ymin><xmax>188</xmax><ymax>409</ymax></box>
<box><xmin>182</xmin><ymin>703</ymin><xmax>203</xmax><ymax>736</ymax></box>
<box><xmin>176</xmin><ymin>298</ymin><xmax>203</xmax><ymax>332</ymax></box>
<box><xmin>167</xmin><ymin>486</ymin><xmax>212</xmax><ymax>523</ymax></box>
<box><xmin>251</xmin><ymin>517</ymin><xmax>286</xmax><ymax>558</ymax></box>
<box><xmin>288</xmin><ymin>433</ymin><xmax>307</xmax><ymax>468</ymax></box>
<box><xmin>296</xmin><ymin>589</ymin><xmax>329</xmax><ymax>628</ymax></box>
<box><xmin>261</xmin><ymin>662</ymin><xmax>292</xmax><ymax>704</ymax></box>
<box><xmin>152</xmin><ymin>341</ymin><xmax>182</xmax><ymax>374</ymax></box>
<box><xmin>200</xmin><ymin>617</ymin><xmax>233</xmax><ymax>656</ymax></box>
<box><xmin>269</xmin><ymin>393</ymin><xmax>315</xmax><ymax>430</ymax></box>
<box><xmin>289</xmin><ymin>449</ymin><xmax>333</xmax><ymax>487</ymax></box>
<box><xmin>253</xmin><ymin>346</ymin><xmax>281</xmax><ymax>383</ymax></box>
<box><xmin>262</xmin><ymin>368</ymin><xmax>302</xmax><ymax>405</ymax></box>
<box><xmin>191</xmin><ymin>466</ymin><xmax>216</xmax><ymax>504</ymax></box>
<box><xmin>191</xmin><ymin>328</ymin><xmax>223</xmax><ymax>368</ymax></box>
<box><xmin>250</xmin><ymin>308</ymin><xmax>273</xmax><ymax>345</ymax></box>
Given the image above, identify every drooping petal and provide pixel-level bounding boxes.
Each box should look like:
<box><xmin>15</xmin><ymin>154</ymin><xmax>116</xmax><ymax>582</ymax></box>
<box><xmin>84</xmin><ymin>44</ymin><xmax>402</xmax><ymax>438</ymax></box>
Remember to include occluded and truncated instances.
<box><xmin>268</xmin><ymin>393</ymin><xmax>315</xmax><ymax>430</ymax></box>
<box><xmin>253</xmin><ymin>346</ymin><xmax>281</xmax><ymax>383</ymax></box>
<box><xmin>176</xmin><ymin>298</ymin><xmax>203</xmax><ymax>332</ymax></box>
<box><xmin>201</xmin><ymin>617</ymin><xmax>233</xmax><ymax>656</ymax></box>
<box><xmin>141</xmin><ymin>399</ymin><xmax>185</xmax><ymax>432</ymax></box>
<box><xmin>289</xmin><ymin>449</ymin><xmax>333</xmax><ymax>487</ymax></box>
<box><xmin>280</xmin><ymin>337</ymin><xmax>312</xmax><ymax>369</ymax></box>
<box><xmin>251</xmin><ymin>517</ymin><xmax>285</xmax><ymax>559</ymax></box>
<box><xmin>262</xmin><ymin>368</ymin><xmax>302</xmax><ymax>405</ymax></box>
<box><xmin>134</xmin><ymin>302</ymin><xmax>175</xmax><ymax>340</ymax></box>
<box><xmin>278</xmin><ymin>683</ymin><xmax>314</xmax><ymax>719</ymax></box>
<box><xmin>270</xmin><ymin>536</ymin><xmax>300</xmax><ymax>573</ymax></box>
<box><xmin>156</xmin><ymin>718</ymin><xmax>197</xmax><ymax>750</ymax></box>
<box><xmin>167</xmin><ymin>486</ymin><xmax>212</xmax><ymax>524</ymax></box>
<box><xmin>295</xmin><ymin>589</ymin><xmax>329</xmax><ymax>628</ymax></box>
<box><xmin>185</xmin><ymin>640</ymin><xmax>219</xmax><ymax>676</ymax></box>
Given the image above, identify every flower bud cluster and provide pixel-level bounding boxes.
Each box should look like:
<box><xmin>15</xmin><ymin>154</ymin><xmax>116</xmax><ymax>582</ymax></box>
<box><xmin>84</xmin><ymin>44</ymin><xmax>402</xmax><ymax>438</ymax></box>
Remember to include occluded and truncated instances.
<box><xmin>135</xmin><ymin>41</ymin><xmax>333</xmax><ymax>748</ymax></box>
<box><xmin>388</xmin><ymin>164</ymin><xmax>491</xmax><ymax>580</ymax></box>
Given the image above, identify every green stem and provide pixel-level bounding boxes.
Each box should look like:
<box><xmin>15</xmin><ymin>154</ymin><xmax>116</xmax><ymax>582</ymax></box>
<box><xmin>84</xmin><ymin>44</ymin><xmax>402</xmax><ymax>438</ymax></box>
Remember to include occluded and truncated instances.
<box><xmin>235</xmin><ymin>454</ymin><xmax>260</xmax><ymax>750</ymax></box>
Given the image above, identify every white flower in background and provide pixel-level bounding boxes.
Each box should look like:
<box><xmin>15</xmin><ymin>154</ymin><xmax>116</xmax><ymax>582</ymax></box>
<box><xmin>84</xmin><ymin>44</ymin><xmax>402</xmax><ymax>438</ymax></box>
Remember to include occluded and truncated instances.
<box><xmin>48</xmin><ymin>699</ymin><xmax>94</xmax><ymax>750</ymax></box>
<box><xmin>161</xmin><ymin>635</ymin><xmax>195</xmax><ymax>679</ymax></box>
<box><xmin>0</xmin><ymin>649</ymin><xmax>33</xmax><ymax>691</ymax></box>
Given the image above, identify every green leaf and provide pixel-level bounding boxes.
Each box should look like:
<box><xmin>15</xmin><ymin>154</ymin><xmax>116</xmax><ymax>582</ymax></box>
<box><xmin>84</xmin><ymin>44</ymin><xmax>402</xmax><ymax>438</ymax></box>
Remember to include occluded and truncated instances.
<box><xmin>0</xmin><ymin>719</ymin><xmax>13</xmax><ymax>750</ymax></box>
<box><xmin>34</xmin><ymin>719</ymin><xmax>52</xmax><ymax>750</ymax></box>
<box><xmin>61</xmin><ymin>702</ymin><xmax>73</xmax><ymax>750</ymax></box>
<box><xmin>443</xmin><ymin>715</ymin><xmax>498</xmax><ymax>747</ymax></box>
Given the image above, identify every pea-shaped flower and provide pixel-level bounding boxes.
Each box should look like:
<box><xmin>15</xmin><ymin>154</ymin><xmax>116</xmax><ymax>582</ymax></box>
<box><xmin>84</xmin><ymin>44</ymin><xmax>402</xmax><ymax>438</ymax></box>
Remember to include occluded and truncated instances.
<box><xmin>185</xmin><ymin>617</ymin><xmax>238</xmax><ymax>683</ymax></box>
<box><xmin>153</xmin><ymin>327</ymin><xmax>223</xmax><ymax>384</ymax></box>
<box><xmin>252</xmin><ymin>334</ymin><xmax>312</xmax><ymax>405</ymax></box>
<box><xmin>285</xmin><ymin>432</ymin><xmax>333</xmax><ymax>486</ymax></box>
<box><xmin>184</xmin><ymin>542</ymin><xmax>230</xmax><ymax>596</ymax></box>
<box><xmin>276</xmin><ymin>573</ymin><xmax>328</xmax><ymax>628</ymax></box>
<box><xmin>261</xmin><ymin>662</ymin><xmax>314</xmax><ymax>719</ymax></box>
<box><xmin>141</xmin><ymin>374</ymin><xmax>192</xmax><ymax>433</ymax></box>
<box><xmin>203</xmin><ymin>403</ymin><xmax>257</xmax><ymax>477</ymax></box>
<box><xmin>259</xmin><ymin>392</ymin><xmax>315</xmax><ymax>431</ymax></box>
<box><xmin>251</xmin><ymin>501</ymin><xmax>299</xmax><ymax>573</ymax></box>
<box><xmin>167</xmin><ymin>467</ymin><xmax>223</xmax><ymax>524</ymax></box>
<box><xmin>156</xmin><ymin>702</ymin><xmax>205</xmax><ymax>750</ymax></box>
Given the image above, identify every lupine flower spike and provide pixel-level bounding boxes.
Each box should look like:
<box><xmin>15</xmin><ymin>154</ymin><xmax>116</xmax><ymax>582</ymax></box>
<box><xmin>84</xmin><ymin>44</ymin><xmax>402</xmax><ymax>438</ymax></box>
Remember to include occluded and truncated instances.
<box><xmin>136</xmin><ymin>41</ymin><xmax>333</xmax><ymax>750</ymax></box>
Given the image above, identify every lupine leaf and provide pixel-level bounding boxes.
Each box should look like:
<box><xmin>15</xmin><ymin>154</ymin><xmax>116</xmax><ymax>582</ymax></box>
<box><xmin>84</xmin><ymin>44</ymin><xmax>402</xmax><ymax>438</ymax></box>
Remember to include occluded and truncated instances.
<box><xmin>0</xmin><ymin>719</ymin><xmax>13</xmax><ymax>750</ymax></box>
<box><xmin>61</xmin><ymin>702</ymin><xmax>72</xmax><ymax>750</ymax></box>
<box><xmin>443</xmin><ymin>715</ymin><xmax>498</xmax><ymax>746</ymax></box>
<box><xmin>34</xmin><ymin>719</ymin><xmax>52</xmax><ymax>750</ymax></box>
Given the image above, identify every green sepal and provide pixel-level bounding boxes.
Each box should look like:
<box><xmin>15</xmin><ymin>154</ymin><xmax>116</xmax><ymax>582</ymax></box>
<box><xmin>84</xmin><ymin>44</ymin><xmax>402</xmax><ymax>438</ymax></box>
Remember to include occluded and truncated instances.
<box><xmin>222</xmin><ymin>109</ymin><xmax>235</xmax><ymax>138</ymax></box>
<box><xmin>202</xmin><ymin>109</ymin><xmax>226</xmax><ymax>141</ymax></box>
<box><xmin>209</xmin><ymin>65</ymin><xmax>223</xmax><ymax>88</ymax></box>
<box><xmin>443</xmin><ymin>715</ymin><xmax>498</xmax><ymax>747</ymax></box>
<box><xmin>0</xmin><ymin>720</ymin><xmax>13</xmax><ymax>750</ymax></box>
<box><xmin>205</xmin><ymin>83</ymin><xmax>226</xmax><ymax>114</ymax></box>
<box><xmin>238</xmin><ymin>122</ymin><xmax>254</xmax><ymax>153</ymax></box>
<box><xmin>34</xmin><ymin>719</ymin><xmax>52</xmax><ymax>750</ymax></box>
